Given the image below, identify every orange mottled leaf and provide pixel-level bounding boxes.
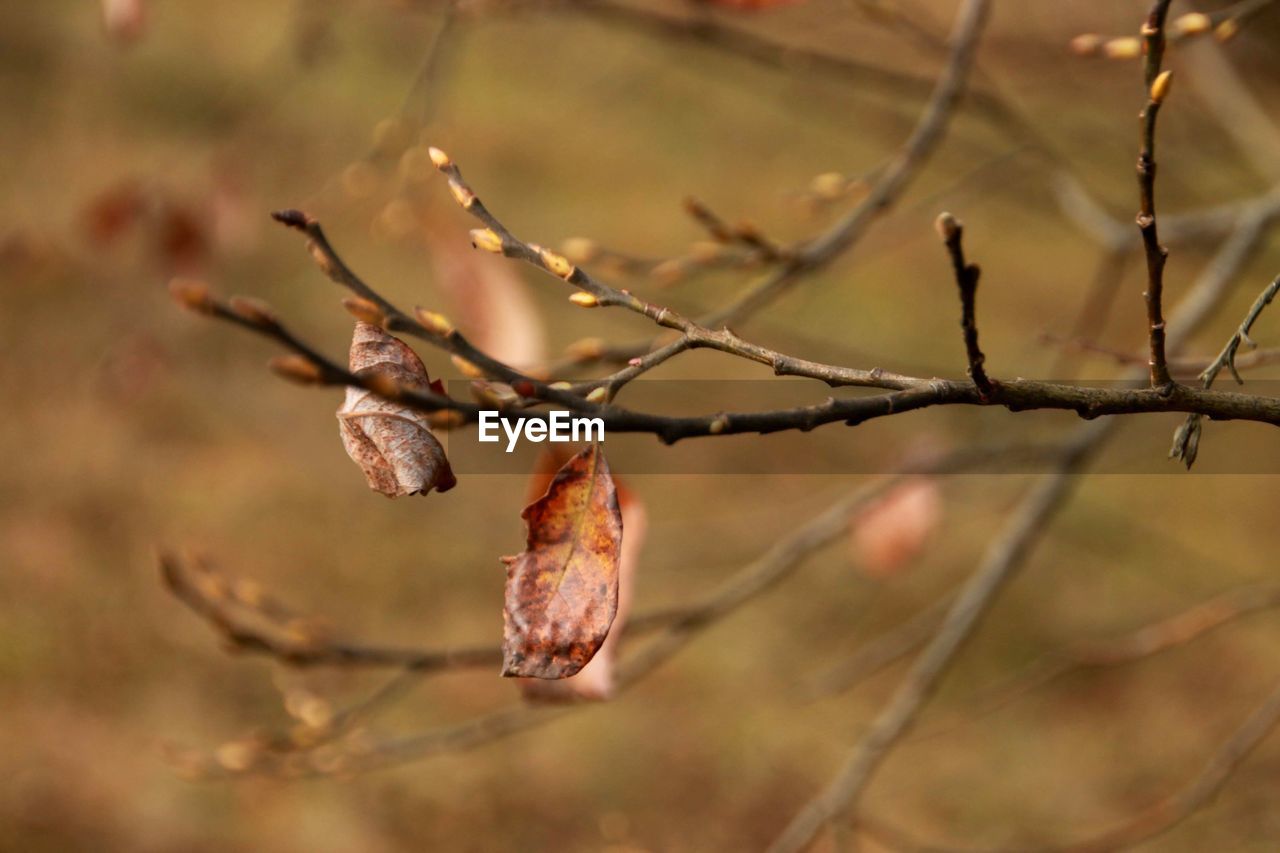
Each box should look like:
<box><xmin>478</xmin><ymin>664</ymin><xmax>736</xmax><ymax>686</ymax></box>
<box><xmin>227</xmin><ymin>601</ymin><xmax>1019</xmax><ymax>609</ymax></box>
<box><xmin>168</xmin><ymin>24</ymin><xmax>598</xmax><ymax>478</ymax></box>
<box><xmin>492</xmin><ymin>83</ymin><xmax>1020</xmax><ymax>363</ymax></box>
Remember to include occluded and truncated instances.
<box><xmin>337</xmin><ymin>322</ymin><xmax>456</xmax><ymax>497</ymax></box>
<box><xmin>519</xmin><ymin>451</ymin><xmax>645</xmax><ymax>701</ymax></box>
<box><xmin>502</xmin><ymin>444</ymin><xmax>622</xmax><ymax>679</ymax></box>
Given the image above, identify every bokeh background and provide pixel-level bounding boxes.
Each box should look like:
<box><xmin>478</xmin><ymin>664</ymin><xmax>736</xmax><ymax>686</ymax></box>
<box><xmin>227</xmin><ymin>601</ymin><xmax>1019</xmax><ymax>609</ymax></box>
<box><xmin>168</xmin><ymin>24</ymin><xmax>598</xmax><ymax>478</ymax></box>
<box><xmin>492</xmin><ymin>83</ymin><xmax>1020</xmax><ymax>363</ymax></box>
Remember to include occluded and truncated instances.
<box><xmin>5</xmin><ymin>1</ymin><xmax>1280</xmax><ymax>850</ymax></box>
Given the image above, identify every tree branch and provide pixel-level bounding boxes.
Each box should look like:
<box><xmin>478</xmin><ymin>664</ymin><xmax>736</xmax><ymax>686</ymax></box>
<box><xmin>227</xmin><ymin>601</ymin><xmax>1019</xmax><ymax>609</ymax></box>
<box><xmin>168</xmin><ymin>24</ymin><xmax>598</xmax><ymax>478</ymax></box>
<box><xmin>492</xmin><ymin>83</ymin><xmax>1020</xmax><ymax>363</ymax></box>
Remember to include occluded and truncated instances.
<box><xmin>767</xmin><ymin>148</ymin><xmax>1280</xmax><ymax>852</ymax></box>
<box><xmin>1137</xmin><ymin>1</ymin><xmax>1176</xmax><ymax>389</ymax></box>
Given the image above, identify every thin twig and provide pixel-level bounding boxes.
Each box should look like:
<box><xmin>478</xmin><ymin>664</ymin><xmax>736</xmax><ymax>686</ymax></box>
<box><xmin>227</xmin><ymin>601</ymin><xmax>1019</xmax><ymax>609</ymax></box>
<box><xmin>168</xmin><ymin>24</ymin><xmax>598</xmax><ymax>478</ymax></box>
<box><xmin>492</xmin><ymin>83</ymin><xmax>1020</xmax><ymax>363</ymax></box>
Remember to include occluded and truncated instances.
<box><xmin>855</xmin><ymin>672</ymin><xmax>1280</xmax><ymax>853</ymax></box>
<box><xmin>937</xmin><ymin>212</ymin><xmax>993</xmax><ymax>399</ymax></box>
<box><xmin>909</xmin><ymin>582</ymin><xmax>1280</xmax><ymax>745</ymax></box>
<box><xmin>1171</xmin><ymin>275</ymin><xmax>1280</xmax><ymax>467</ymax></box>
<box><xmin>1137</xmin><ymin>1</ymin><xmax>1176</xmax><ymax>389</ymax></box>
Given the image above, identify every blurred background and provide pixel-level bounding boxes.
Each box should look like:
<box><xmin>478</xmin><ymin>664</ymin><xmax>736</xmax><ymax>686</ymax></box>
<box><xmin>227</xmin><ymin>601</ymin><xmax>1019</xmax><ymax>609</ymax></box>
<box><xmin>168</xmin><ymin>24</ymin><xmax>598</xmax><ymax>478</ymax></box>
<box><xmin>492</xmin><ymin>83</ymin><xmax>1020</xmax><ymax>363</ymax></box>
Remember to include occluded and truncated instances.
<box><xmin>5</xmin><ymin>1</ymin><xmax>1280</xmax><ymax>849</ymax></box>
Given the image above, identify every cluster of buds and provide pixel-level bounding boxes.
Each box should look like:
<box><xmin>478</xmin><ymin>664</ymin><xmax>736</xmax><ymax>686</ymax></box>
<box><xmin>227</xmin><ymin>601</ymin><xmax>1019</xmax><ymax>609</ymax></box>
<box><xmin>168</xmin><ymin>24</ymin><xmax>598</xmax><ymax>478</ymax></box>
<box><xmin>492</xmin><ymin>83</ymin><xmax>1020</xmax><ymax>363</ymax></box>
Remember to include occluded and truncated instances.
<box><xmin>1072</xmin><ymin>11</ymin><xmax>1240</xmax><ymax>58</ymax></box>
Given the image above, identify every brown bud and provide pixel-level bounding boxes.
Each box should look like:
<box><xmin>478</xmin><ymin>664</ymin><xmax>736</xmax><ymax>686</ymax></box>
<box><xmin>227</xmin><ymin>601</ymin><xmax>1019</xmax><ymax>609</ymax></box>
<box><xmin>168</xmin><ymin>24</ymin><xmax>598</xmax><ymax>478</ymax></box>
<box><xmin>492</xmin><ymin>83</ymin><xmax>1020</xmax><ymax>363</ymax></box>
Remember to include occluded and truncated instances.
<box><xmin>168</xmin><ymin>278</ymin><xmax>215</xmax><ymax>314</ymax></box>
<box><xmin>1149</xmin><ymin>70</ymin><xmax>1173</xmax><ymax>104</ymax></box>
<box><xmin>428</xmin><ymin>409</ymin><xmax>465</xmax><ymax>431</ymax></box>
<box><xmin>269</xmin><ymin>355</ymin><xmax>324</xmax><ymax>385</ymax></box>
<box><xmin>1172</xmin><ymin>13</ymin><xmax>1211</xmax><ymax>37</ymax></box>
<box><xmin>650</xmin><ymin>258</ymin><xmax>686</xmax><ymax>285</ymax></box>
<box><xmin>469</xmin><ymin>228</ymin><xmax>504</xmax><ymax>254</ymax></box>
<box><xmin>228</xmin><ymin>296</ymin><xmax>278</xmax><ymax>328</ymax></box>
<box><xmin>1069</xmin><ymin>33</ymin><xmax>1104</xmax><ymax>56</ymax></box>
<box><xmin>413</xmin><ymin>307</ymin><xmax>454</xmax><ymax>336</ymax></box>
<box><xmin>427</xmin><ymin>146</ymin><xmax>452</xmax><ymax>169</ymax></box>
<box><xmin>215</xmin><ymin>740</ymin><xmax>260</xmax><ymax>773</ymax></box>
<box><xmin>470</xmin><ymin>380</ymin><xmax>518</xmax><ymax>408</ymax></box>
<box><xmin>540</xmin><ymin>247</ymin><xmax>576</xmax><ymax>279</ymax></box>
<box><xmin>451</xmin><ymin>355</ymin><xmax>485</xmax><ymax>379</ymax></box>
<box><xmin>934</xmin><ymin>212</ymin><xmax>961</xmax><ymax>242</ymax></box>
<box><xmin>1103</xmin><ymin>37</ymin><xmax>1141</xmax><ymax>59</ymax></box>
<box><xmin>810</xmin><ymin>171</ymin><xmax>849</xmax><ymax>199</ymax></box>
<box><xmin>342</xmin><ymin>297</ymin><xmax>386</xmax><ymax>327</ymax></box>
<box><xmin>687</xmin><ymin>241</ymin><xmax>725</xmax><ymax>263</ymax></box>
<box><xmin>564</xmin><ymin>336</ymin><xmax>606</xmax><ymax>361</ymax></box>
<box><xmin>560</xmin><ymin>237</ymin><xmax>598</xmax><ymax>264</ymax></box>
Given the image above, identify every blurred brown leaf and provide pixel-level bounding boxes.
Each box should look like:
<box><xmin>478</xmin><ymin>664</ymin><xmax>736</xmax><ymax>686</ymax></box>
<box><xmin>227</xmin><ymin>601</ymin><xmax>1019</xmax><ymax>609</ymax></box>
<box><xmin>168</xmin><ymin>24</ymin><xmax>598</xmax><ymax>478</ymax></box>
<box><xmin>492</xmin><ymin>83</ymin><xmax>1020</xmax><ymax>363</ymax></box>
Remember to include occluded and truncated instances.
<box><xmin>850</xmin><ymin>477</ymin><xmax>942</xmax><ymax>579</ymax></box>
<box><xmin>429</xmin><ymin>237</ymin><xmax>547</xmax><ymax>370</ymax></box>
<box><xmin>337</xmin><ymin>322</ymin><xmax>456</xmax><ymax>497</ymax></box>
<box><xmin>101</xmin><ymin>0</ymin><xmax>146</xmax><ymax>44</ymax></box>
<box><xmin>502</xmin><ymin>444</ymin><xmax>622</xmax><ymax>679</ymax></box>
<box><xmin>82</xmin><ymin>180</ymin><xmax>147</xmax><ymax>246</ymax></box>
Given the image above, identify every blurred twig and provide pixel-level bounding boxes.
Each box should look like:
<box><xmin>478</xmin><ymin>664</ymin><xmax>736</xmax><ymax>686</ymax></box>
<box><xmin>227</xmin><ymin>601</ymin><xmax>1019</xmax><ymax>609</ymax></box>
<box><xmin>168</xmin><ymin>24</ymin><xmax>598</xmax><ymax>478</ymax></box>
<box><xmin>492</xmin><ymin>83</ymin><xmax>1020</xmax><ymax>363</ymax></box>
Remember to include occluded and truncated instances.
<box><xmin>857</xmin><ymin>671</ymin><xmax>1280</xmax><ymax>852</ymax></box>
<box><xmin>168</xmin><ymin>441</ymin><xmax>1065</xmax><ymax>779</ymax></box>
<box><xmin>909</xmin><ymin>582</ymin><xmax>1280</xmax><ymax>745</ymax></box>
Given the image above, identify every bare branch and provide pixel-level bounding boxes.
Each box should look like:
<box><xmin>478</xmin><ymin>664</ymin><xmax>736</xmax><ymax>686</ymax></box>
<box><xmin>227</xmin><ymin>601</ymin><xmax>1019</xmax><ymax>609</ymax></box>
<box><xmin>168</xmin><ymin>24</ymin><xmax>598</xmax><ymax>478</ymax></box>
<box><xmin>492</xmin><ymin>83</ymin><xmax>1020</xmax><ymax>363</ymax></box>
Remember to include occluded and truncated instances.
<box><xmin>910</xmin><ymin>582</ymin><xmax>1280</xmax><ymax>744</ymax></box>
<box><xmin>767</xmin><ymin>137</ymin><xmax>1280</xmax><ymax>852</ymax></box>
<box><xmin>1137</xmin><ymin>1</ymin><xmax>1176</xmax><ymax>389</ymax></box>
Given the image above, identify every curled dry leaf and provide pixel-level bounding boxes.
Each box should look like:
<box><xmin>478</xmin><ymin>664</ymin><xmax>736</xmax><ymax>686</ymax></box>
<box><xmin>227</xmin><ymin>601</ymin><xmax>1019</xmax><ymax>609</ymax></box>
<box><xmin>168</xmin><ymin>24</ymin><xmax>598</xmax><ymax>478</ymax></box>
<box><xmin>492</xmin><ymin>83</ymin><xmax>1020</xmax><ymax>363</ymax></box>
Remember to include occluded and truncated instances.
<box><xmin>518</xmin><ymin>452</ymin><xmax>645</xmax><ymax>701</ymax></box>
<box><xmin>428</xmin><ymin>236</ymin><xmax>547</xmax><ymax>370</ymax></box>
<box><xmin>337</xmin><ymin>322</ymin><xmax>456</xmax><ymax>497</ymax></box>
<box><xmin>850</xmin><ymin>476</ymin><xmax>942</xmax><ymax>580</ymax></box>
<box><xmin>502</xmin><ymin>444</ymin><xmax>623</xmax><ymax>679</ymax></box>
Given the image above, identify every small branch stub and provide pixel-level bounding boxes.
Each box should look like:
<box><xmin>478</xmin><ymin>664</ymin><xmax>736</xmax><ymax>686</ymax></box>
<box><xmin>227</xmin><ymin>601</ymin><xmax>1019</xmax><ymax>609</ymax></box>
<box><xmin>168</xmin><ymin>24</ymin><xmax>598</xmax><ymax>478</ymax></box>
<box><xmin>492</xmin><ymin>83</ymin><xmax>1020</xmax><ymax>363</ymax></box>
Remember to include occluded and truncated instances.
<box><xmin>936</xmin><ymin>212</ymin><xmax>994</xmax><ymax>399</ymax></box>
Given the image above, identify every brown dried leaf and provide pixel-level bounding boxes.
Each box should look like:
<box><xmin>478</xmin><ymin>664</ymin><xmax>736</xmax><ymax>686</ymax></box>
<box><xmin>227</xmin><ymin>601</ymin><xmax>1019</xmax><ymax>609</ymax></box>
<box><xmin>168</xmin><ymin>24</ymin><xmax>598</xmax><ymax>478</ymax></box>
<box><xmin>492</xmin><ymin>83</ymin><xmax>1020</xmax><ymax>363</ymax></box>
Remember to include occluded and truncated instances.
<box><xmin>502</xmin><ymin>444</ymin><xmax>622</xmax><ymax>679</ymax></box>
<box><xmin>518</xmin><ymin>453</ymin><xmax>645</xmax><ymax>701</ymax></box>
<box><xmin>337</xmin><ymin>322</ymin><xmax>456</xmax><ymax>497</ymax></box>
<box><xmin>850</xmin><ymin>477</ymin><xmax>941</xmax><ymax>579</ymax></box>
